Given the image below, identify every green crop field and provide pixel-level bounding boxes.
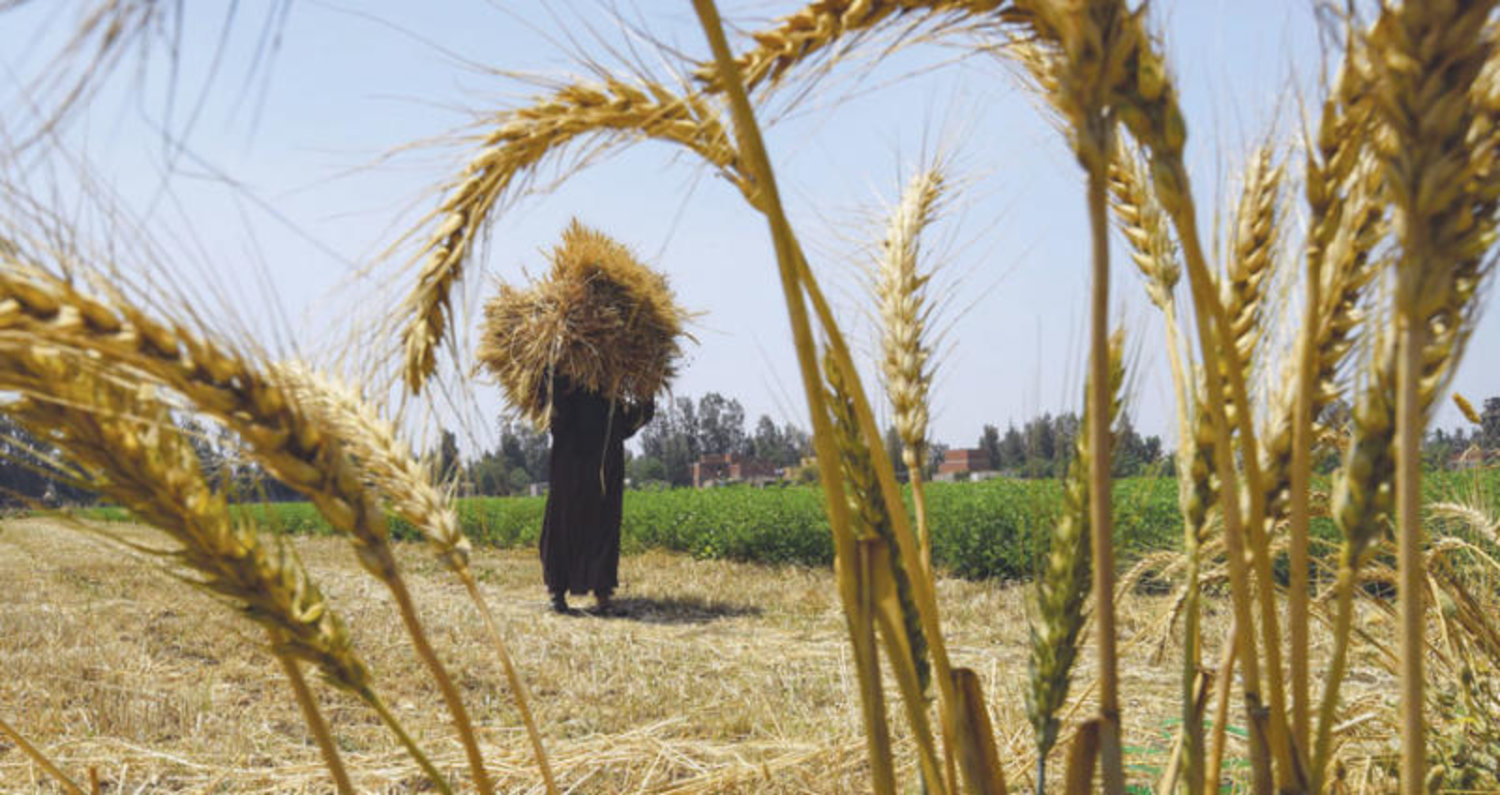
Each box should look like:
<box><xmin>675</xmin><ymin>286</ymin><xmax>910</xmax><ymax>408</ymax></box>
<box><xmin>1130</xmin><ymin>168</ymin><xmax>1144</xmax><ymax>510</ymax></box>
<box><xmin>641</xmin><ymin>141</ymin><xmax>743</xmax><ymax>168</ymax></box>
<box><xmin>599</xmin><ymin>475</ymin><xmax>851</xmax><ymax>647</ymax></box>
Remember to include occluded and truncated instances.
<box><xmin>78</xmin><ymin>468</ymin><xmax>1499</xmax><ymax>582</ymax></box>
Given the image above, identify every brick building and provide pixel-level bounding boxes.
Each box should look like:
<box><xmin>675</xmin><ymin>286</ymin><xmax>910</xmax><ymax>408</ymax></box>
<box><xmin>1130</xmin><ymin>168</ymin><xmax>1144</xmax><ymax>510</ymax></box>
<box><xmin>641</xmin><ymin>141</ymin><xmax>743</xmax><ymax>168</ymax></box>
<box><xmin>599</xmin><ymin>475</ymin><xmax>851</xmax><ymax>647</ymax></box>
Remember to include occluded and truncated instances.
<box><xmin>935</xmin><ymin>448</ymin><xmax>994</xmax><ymax>481</ymax></box>
<box><xmin>692</xmin><ymin>453</ymin><xmax>780</xmax><ymax>488</ymax></box>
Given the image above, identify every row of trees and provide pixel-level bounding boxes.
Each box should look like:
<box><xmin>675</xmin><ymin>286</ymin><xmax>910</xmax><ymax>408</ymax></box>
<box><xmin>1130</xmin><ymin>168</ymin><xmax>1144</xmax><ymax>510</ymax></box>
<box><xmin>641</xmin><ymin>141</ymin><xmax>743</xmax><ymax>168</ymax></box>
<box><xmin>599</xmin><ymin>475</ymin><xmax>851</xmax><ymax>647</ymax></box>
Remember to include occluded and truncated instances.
<box><xmin>975</xmin><ymin>412</ymin><xmax>1165</xmax><ymax>479</ymax></box>
<box><xmin>461</xmin><ymin>392</ymin><xmax>813</xmax><ymax>493</ymax></box>
<box><xmin>631</xmin><ymin>393</ymin><xmax>811</xmax><ymax>487</ymax></box>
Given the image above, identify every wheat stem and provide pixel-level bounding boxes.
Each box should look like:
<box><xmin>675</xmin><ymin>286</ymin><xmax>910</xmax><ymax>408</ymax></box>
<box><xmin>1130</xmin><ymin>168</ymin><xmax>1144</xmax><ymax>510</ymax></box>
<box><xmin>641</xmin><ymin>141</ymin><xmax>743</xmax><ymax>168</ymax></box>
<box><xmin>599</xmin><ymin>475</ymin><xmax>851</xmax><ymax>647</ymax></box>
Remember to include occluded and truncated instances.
<box><xmin>827</xmin><ymin>349</ymin><xmax>940</xmax><ymax>790</ymax></box>
<box><xmin>1395</xmin><ymin>309</ymin><xmax>1427</xmax><ymax>795</ymax></box>
<box><xmin>1084</xmin><ymin>129</ymin><xmax>1124</xmax><ymax>795</ymax></box>
<box><xmin>1205</xmin><ymin>626</ymin><xmax>1238</xmax><ymax>793</ymax></box>
<box><xmin>1166</xmin><ymin>193</ymin><xmax>1274</xmax><ymax>793</ymax></box>
<box><xmin>1287</xmin><ymin>182</ymin><xmax>1320</xmax><ymax>773</ymax></box>
<box><xmin>689</xmin><ymin>5</ymin><xmax>910</xmax><ymax>793</ymax></box>
<box><xmin>361</xmin><ymin>686</ymin><xmax>452</xmax><ymax>790</ymax></box>
<box><xmin>381</xmin><ymin>567</ymin><xmax>492</xmax><ymax>794</ymax></box>
<box><xmin>795</xmin><ymin>243</ymin><xmax>967</xmax><ymax>792</ymax></box>
<box><xmin>456</xmin><ymin>569</ymin><xmax>557</xmax><ymax>794</ymax></box>
<box><xmin>274</xmin><ymin>641</ymin><xmax>356</xmax><ymax>795</ymax></box>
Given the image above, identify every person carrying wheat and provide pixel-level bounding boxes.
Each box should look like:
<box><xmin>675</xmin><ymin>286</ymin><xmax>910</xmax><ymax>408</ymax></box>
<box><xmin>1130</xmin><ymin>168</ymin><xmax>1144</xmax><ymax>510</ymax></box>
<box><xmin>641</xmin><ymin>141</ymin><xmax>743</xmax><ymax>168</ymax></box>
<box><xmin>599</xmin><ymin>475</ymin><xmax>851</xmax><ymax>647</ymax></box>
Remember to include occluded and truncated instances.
<box><xmin>478</xmin><ymin>220</ymin><xmax>689</xmax><ymax>614</ymax></box>
<box><xmin>539</xmin><ymin>377</ymin><xmax>654</xmax><ymax>613</ymax></box>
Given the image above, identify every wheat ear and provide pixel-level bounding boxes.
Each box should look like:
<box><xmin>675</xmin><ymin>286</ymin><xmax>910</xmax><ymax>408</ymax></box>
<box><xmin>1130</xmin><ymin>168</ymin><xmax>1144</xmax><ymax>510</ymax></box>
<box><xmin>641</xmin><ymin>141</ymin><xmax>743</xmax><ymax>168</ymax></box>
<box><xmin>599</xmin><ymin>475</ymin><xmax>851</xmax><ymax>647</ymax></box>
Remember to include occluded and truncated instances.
<box><xmin>876</xmin><ymin>164</ymin><xmax>945</xmax><ymax>574</ymax></box>
<box><xmin>695</xmin><ymin>0</ymin><xmax>1011</xmax><ymax>93</ymax></box>
<box><xmin>1221</xmin><ymin>145</ymin><xmax>1283</xmax><ymax>389</ymax></box>
<box><xmin>0</xmin><ymin>267</ymin><xmax>493</xmax><ymax>794</ymax></box>
<box><xmin>401</xmin><ymin>77</ymin><xmax>742</xmax><ymax>394</ymax></box>
<box><xmin>275</xmin><ymin>362</ymin><xmax>558</xmax><ymax>794</ymax></box>
<box><xmin>1028</xmin><ymin>328</ymin><xmax>1123</xmax><ymax>793</ymax></box>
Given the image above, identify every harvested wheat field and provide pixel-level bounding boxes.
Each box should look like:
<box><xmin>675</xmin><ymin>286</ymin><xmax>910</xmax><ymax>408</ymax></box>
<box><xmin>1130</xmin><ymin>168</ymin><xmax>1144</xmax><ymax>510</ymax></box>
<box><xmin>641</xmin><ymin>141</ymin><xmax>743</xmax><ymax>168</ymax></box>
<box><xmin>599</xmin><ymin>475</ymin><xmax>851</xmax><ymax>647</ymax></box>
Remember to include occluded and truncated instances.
<box><xmin>0</xmin><ymin>518</ymin><xmax>1404</xmax><ymax>793</ymax></box>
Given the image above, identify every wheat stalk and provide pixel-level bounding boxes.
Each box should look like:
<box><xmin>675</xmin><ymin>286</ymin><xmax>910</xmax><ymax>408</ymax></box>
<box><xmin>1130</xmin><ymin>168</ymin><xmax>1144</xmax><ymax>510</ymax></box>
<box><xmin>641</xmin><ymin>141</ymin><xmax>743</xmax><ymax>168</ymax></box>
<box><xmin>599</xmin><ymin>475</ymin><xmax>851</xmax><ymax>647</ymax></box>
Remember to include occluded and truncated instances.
<box><xmin>1005</xmin><ymin>3</ymin><xmax>1149</xmax><ymax>787</ymax></box>
<box><xmin>1027</xmin><ymin>328</ymin><xmax>1123</xmax><ymax>794</ymax></box>
<box><xmin>824</xmin><ymin>348</ymin><xmax>943</xmax><ymax>792</ymax></box>
<box><xmin>401</xmin><ymin>77</ymin><xmax>743</xmax><ymax>394</ymax></box>
<box><xmin>1073</xmin><ymin>4</ymin><xmax>1310</xmax><ymax>784</ymax></box>
<box><xmin>694</xmin><ymin>6</ymin><xmax>986</xmax><ymax>791</ymax></box>
<box><xmin>1365</xmin><ymin>4</ymin><xmax>1500</xmax><ymax>791</ymax></box>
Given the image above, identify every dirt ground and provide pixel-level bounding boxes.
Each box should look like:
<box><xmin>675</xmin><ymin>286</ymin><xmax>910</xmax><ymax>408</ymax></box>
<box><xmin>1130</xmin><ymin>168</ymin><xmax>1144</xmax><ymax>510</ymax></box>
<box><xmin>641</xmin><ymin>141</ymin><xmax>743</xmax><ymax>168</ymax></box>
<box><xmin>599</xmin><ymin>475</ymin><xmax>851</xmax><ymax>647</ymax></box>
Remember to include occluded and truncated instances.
<box><xmin>0</xmin><ymin>518</ymin><xmax>1400</xmax><ymax>793</ymax></box>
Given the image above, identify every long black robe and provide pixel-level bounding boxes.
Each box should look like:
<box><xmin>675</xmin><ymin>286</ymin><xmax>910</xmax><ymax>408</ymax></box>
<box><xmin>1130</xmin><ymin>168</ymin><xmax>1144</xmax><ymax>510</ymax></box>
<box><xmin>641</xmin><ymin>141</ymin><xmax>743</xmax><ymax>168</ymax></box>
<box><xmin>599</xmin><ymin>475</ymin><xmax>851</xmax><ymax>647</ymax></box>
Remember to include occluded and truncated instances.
<box><xmin>540</xmin><ymin>385</ymin><xmax>654</xmax><ymax>595</ymax></box>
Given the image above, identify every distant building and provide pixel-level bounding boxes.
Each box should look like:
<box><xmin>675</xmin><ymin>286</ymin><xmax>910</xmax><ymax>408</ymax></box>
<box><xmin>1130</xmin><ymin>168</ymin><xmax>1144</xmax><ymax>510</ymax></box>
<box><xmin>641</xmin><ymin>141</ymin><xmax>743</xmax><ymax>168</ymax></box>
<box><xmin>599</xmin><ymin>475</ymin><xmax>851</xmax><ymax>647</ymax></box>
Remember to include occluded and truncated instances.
<box><xmin>528</xmin><ymin>482</ymin><xmax>550</xmax><ymax>497</ymax></box>
<box><xmin>692</xmin><ymin>453</ymin><xmax>780</xmax><ymax>488</ymax></box>
<box><xmin>935</xmin><ymin>448</ymin><xmax>994</xmax><ymax>482</ymax></box>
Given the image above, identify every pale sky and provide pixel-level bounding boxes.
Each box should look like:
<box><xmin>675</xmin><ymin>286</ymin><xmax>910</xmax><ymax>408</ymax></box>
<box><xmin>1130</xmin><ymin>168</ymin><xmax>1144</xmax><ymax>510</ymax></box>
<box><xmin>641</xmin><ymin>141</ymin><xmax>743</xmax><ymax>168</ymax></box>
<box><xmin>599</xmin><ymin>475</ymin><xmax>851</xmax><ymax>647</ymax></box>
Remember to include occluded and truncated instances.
<box><xmin>1</xmin><ymin>1</ymin><xmax>1495</xmax><ymax>455</ymax></box>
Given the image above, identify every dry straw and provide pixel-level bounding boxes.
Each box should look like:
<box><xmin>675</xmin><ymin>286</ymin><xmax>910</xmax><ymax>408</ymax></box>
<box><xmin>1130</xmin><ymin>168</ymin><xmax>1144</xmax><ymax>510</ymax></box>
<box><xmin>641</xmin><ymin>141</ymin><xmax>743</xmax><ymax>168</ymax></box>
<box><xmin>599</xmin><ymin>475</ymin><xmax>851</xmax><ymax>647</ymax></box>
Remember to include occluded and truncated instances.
<box><xmin>476</xmin><ymin>219</ymin><xmax>690</xmax><ymax>427</ymax></box>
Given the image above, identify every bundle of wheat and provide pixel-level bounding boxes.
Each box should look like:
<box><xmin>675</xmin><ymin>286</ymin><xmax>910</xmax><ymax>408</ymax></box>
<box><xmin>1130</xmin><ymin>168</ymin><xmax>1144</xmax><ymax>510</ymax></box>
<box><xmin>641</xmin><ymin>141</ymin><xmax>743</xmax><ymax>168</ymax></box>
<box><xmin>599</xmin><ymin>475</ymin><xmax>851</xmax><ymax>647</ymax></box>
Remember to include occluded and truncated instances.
<box><xmin>478</xmin><ymin>220</ymin><xmax>690</xmax><ymax>425</ymax></box>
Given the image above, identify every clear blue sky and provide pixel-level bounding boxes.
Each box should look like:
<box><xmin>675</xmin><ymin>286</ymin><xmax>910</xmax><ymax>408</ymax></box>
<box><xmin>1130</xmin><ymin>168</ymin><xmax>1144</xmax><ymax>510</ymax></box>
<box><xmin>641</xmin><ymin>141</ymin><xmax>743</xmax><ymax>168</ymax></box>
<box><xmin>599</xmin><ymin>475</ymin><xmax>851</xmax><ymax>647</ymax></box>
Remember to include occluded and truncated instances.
<box><xmin>2</xmin><ymin>1</ymin><xmax>1495</xmax><ymax>455</ymax></box>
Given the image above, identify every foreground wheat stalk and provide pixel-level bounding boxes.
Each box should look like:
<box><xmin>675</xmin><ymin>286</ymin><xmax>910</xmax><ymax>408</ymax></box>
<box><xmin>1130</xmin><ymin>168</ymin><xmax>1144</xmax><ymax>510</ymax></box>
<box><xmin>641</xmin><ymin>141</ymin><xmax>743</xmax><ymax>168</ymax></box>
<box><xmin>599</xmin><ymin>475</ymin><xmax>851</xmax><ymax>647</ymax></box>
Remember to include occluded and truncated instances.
<box><xmin>1366</xmin><ymin>3</ymin><xmax>1499</xmax><ymax>792</ymax></box>
<box><xmin>1028</xmin><ymin>330</ymin><xmax>1123</xmax><ymax>793</ymax></box>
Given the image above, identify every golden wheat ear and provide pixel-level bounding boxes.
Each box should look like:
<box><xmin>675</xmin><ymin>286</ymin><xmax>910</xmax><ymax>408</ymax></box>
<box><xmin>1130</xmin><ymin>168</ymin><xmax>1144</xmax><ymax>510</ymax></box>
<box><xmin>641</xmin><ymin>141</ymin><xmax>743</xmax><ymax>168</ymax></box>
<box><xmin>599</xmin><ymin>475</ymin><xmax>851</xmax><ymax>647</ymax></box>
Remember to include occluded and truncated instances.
<box><xmin>870</xmin><ymin>160</ymin><xmax>948</xmax><ymax>577</ymax></box>
<box><xmin>1345</xmin><ymin>4</ymin><xmax>1500</xmax><ymax>792</ymax></box>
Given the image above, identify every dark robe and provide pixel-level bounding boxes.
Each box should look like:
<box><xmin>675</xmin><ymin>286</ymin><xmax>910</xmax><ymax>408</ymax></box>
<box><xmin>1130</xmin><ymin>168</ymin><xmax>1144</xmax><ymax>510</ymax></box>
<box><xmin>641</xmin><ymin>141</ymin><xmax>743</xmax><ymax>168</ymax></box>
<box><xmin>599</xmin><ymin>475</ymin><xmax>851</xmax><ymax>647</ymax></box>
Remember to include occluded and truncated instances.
<box><xmin>540</xmin><ymin>384</ymin><xmax>654</xmax><ymax>596</ymax></box>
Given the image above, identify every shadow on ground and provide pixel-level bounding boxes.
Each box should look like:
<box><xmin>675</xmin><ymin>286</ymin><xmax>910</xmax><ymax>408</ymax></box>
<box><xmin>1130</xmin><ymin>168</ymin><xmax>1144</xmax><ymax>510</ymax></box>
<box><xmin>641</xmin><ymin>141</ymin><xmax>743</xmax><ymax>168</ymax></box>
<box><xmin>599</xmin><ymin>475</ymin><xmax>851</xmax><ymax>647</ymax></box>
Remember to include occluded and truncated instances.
<box><xmin>592</xmin><ymin>595</ymin><xmax>763</xmax><ymax>625</ymax></box>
